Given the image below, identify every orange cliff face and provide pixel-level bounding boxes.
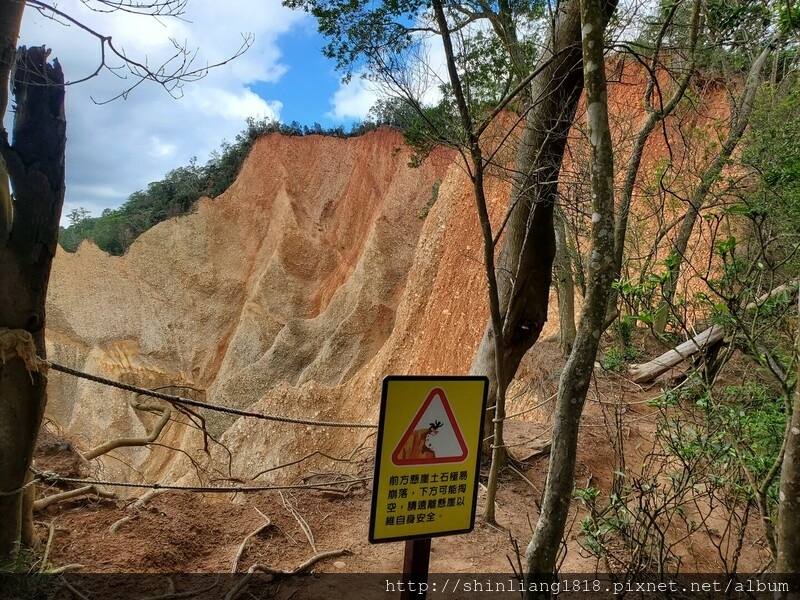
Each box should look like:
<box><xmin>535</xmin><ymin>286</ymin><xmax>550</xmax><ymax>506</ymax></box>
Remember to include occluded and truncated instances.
<box><xmin>45</xmin><ymin>128</ymin><xmax>491</xmax><ymax>486</ymax></box>
<box><xmin>44</xmin><ymin>62</ymin><xmax>734</xmax><ymax>487</ymax></box>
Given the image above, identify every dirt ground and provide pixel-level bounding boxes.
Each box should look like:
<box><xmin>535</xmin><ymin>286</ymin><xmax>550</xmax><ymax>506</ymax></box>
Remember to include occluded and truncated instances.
<box><xmin>17</xmin><ymin>341</ymin><xmax>775</xmax><ymax>599</ymax></box>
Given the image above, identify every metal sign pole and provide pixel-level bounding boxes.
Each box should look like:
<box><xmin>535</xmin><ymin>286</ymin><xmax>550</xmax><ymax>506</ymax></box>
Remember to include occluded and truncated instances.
<box><xmin>400</xmin><ymin>537</ymin><xmax>431</xmax><ymax>599</ymax></box>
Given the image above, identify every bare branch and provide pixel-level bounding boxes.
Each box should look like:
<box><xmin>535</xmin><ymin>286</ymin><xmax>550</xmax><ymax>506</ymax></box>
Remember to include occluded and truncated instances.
<box><xmin>33</xmin><ymin>484</ymin><xmax>116</xmax><ymax>511</ymax></box>
<box><xmin>23</xmin><ymin>0</ymin><xmax>253</xmax><ymax>102</ymax></box>
<box><xmin>231</xmin><ymin>509</ymin><xmax>272</xmax><ymax>573</ymax></box>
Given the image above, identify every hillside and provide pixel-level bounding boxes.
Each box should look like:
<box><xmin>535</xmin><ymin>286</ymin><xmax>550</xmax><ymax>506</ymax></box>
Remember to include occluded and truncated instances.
<box><xmin>45</xmin><ymin>59</ymin><xmax>731</xmax><ymax>484</ymax></box>
<box><xmin>36</xmin><ymin>60</ymin><xmax>772</xmax><ymax>577</ymax></box>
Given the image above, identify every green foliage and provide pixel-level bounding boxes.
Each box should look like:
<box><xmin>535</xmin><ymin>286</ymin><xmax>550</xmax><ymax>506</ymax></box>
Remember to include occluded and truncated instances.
<box><xmin>282</xmin><ymin>0</ymin><xmax>427</xmax><ymax>77</ymax></box>
<box><xmin>580</xmin><ymin>375</ymin><xmax>786</xmax><ymax>574</ymax></box>
<box><xmin>658</xmin><ymin>379</ymin><xmax>786</xmax><ymax>506</ymax></box>
<box><xmin>59</xmin><ymin>118</ymin><xmax>383</xmax><ymax>255</ymax></box>
<box><xmin>285</xmin><ymin>0</ymin><xmax>549</xmax><ymax>167</ymax></box>
<box><xmin>636</xmin><ymin>0</ymin><xmax>797</xmax><ymax>78</ymax></box>
<box><xmin>371</xmin><ymin>95</ymin><xmax>464</xmax><ymax>164</ymax></box>
<box><xmin>419</xmin><ymin>179</ymin><xmax>441</xmax><ymax>219</ymax></box>
<box><xmin>742</xmin><ymin>78</ymin><xmax>800</xmax><ymax>242</ymax></box>
<box><xmin>602</xmin><ymin>346</ymin><xmax>625</xmax><ymax>372</ymax></box>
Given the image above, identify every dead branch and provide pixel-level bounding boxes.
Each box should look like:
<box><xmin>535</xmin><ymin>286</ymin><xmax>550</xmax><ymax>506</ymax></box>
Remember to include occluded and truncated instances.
<box><xmin>109</xmin><ymin>488</ymin><xmax>168</xmax><ymax>533</ymax></box>
<box><xmin>231</xmin><ymin>508</ymin><xmax>272</xmax><ymax>573</ymax></box>
<box><xmin>628</xmin><ymin>325</ymin><xmax>726</xmax><ymax>383</ymax></box>
<box><xmin>250</xmin><ymin>433</ymin><xmax>375</xmax><ymax>481</ymax></box>
<box><xmin>33</xmin><ymin>484</ymin><xmax>116</xmax><ymax>511</ymax></box>
<box><xmin>83</xmin><ymin>399</ymin><xmax>171</xmax><ymax>460</ymax></box>
<box><xmin>24</xmin><ymin>0</ymin><xmax>253</xmax><ymax>101</ymax></box>
<box><xmin>629</xmin><ymin>279</ymin><xmax>799</xmax><ymax>383</ymax></box>
<box><xmin>300</xmin><ymin>472</ymin><xmax>365</xmax><ymax>495</ymax></box>
<box><xmin>224</xmin><ymin>549</ymin><xmax>352</xmax><ymax>600</ymax></box>
<box><xmin>280</xmin><ymin>492</ymin><xmax>316</xmax><ymax>553</ymax></box>
<box><xmin>139</xmin><ymin>575</ymin><xmax>221</xmax><ymax>600</ymax></box>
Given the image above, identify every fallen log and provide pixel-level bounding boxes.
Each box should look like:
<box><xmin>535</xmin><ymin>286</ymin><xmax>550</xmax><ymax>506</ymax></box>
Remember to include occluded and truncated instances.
<box><xmin>628</xmin><ymin>324</ymin><xmax>725</xmax><ymax>383</ymax></box>
<box><xmin>628</xmin><ymin>280</ymin><xmax>799</xmax><ymax>384</ymax></box>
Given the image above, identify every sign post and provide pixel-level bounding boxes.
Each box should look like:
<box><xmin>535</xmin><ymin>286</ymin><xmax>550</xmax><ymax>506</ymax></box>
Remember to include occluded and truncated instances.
<box><xmin>401</xmin><ymin>538</ymin><xmax>431</xmax><ymax>600</ymax></box>
<box><xmin>370</xmin><ymin>376</ymin><xmax>489</xmax><ymax>597</ymax></box>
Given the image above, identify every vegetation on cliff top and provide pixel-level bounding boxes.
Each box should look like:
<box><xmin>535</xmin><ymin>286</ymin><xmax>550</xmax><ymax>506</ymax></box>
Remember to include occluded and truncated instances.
<box><xmin>58</xmin><ymin>117</ymin><xmax>385</xmax><ymax>256</ymax></box>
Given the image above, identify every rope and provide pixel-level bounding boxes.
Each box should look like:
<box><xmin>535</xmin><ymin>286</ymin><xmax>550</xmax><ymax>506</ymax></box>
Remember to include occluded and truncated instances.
<box><xmin>32</xmin><ymin>470</ymin><xmax>370</xmax><ymax>494</ymax></box>
<box><xmin>0</xmin><ymin>328</ymin><xmax>48</xmax><ymax>374</ymax></box>
<box><xmin>46</xmin><ymin>361</ymin><xmax>377</xmax><ymax>429</ymax></box>
<box><xmin>0</xmin><ymin>476</ymin><xmax>42</xmax><ymax>497</ymax></box>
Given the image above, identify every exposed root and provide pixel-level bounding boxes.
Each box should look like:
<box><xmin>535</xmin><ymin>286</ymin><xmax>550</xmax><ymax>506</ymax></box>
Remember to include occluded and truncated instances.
<box><xmin>39</xmin><ymin>520</ymin><xmax>55</xmax><ymax>571</ymax></box>
<box><xmin>83</xmin><ymin>398</ymin><xmax>171</xmax><ymax>460</ymax></box>
<box><xmin>58</xmin><ymin>577</ymin><xmax>89</xmax><ymax>600</ymax></box>
<box><xmin>109</xmin><ymin>488</ymin><xmax>168</xmax><ymax>534</ymax></box>
<box><xmin>50</xmin><ymin>564</ymin><xmax>85</xmax><ymax>574</ymax></box>
<box><xmin>507</xmin><ymin>464</ymin><xmax>541</xmax><ymax>495</ymax></box>
<box><xmin>225</xmin><ymin>549</ymin><xmax>352</xmax><ymax>600</ymax></box>
<box><xmin>140</xmin><ymin>575</ymin><xmax>221</xmax><ymax>600</ymax></box>
<box><xmin>281</xmin><ymin>492</ymin><xmax>316</xmax><ymax>553</ymax></box>
<box><xmin>231</xmin><ymin>508</ymin><xmax>272</xmax><ymax>573</ymax></box>
<box><xmin>33</xmin><ymin>484</ymin><xmax>116</xmax><ymax>511</ymax></box>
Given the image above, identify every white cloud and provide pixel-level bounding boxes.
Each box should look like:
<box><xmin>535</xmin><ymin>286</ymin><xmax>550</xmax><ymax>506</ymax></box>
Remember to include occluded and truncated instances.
<box><xmin>150</xmin><ymin>137</ymin><xmax>177</xmax><ymax>158</ymax></box>
<box><xmin>188</xmin><ymin>87</ymin><xmax>281</xmax><ymax>122</ymax></box>
<box><xmin>9</xmin><ymin>0</ymin><xmax>308</xmax><ymax>223</ymax></box>
<box><xmin>327</xmin><ymin>78</ymin><xmax>380</xmax><ymax>121</ymax></box>
<box><xmin>326</xmin><ymin>25</ymin><xmax>450</xmax><ymax>120</ymax></box>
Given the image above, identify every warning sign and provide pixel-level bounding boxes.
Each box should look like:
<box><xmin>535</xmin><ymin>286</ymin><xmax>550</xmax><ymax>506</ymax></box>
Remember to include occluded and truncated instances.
<box><xmin>370</xmin><ymin>376</ymin><xmax>488</xmax><ymax>544</ymax></box>
<box><xmin>392</xmin><ymin>388</ymin><xmax>468</xmax><ymax>465</ymax></box>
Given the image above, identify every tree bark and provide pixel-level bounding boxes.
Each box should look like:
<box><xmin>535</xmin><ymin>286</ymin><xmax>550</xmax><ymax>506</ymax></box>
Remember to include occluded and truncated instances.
<box><xmin>0</xmin><ymin>1</ymin><xmax>25</xmax><ymax>248</ymax></box>
<box><xmin>429</xmin><ymin>0</ymin><xmax>510</xmax><ymax>523</ymax></box>
<box><xmin>470</xmin><ymin>0</ymin><xmax>588</xmax><ymax>442</ymax></box>
<box><xmin>554</xmin><ymin>207</ymin><xmax>576</xmax><ymax>356</ymax></box>
<box><xmin>654</xmin><ymin>42</ymin><xmax>772</xmax><ymax>334</ymax></box>
<box><xmin>524</xmin><ymin>0</ymin><xmax>617</xmax><ymax>589</ymax></box>
<box><xmin>775</xmin><ymin>294</ymin><xmax>800</xmax><ymax>578</ymax></box>
<box><xmin>0</xmin><ymin>45</ymin><xmax>66</xmax><ymax>565</ymax></box>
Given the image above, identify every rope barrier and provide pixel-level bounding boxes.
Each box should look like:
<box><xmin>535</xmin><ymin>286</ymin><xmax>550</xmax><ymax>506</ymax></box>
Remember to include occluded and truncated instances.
<box><xmin>0</xmin><ymin>475</ymin><xmax>42</xmax><ymax>497</ymax></box>
<box><xmin>31</xmin><ymin>470</ymin><xmax>370</xmax><ymax>494</ymax></box>
<box><xmin>46</xmin><ymin>361</ymin><xmax>377</xmax><ymax>429</ymax></box>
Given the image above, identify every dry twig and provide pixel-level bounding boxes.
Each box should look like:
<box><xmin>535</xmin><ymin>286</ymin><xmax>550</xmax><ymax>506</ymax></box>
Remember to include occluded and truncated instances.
<box><xmin>280</xmin><ymin>492</ymin><xmax>316</xmax><ymax>553</ymax></box>
<box><xmin>231</xmin><ymin>508</ymin><xmax>273</xmax><ymax>573</ymax></box>
<box><xmin>224</xmin><ymin>549</ymin><xmax>352</xmax><ymax>600</ymax></box>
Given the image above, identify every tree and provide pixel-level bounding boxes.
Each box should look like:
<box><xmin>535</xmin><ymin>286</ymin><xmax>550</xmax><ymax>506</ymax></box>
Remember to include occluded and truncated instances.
<box><xmin>777</xmin><ymin>297</ymin><xmax>800</xmax><ymax>574</ymax></box>
<box><xmin>0</xmin><ymin>42</ymin><xmax>65</xmax><ymax>567</ymax></box>
<box><xmin>0</xmin><ymin>0</ymin><xmax>249</xmax><ymax>566</ymax></box>
<box><xmin>287</xmin><ymin>0</ymin><xmax>607</xmax><ymax>524</ymax></box>
<box><xmin>523</xmin><ymin>0</ymin><xmax>617</xmax><ymax>588</ymax></box>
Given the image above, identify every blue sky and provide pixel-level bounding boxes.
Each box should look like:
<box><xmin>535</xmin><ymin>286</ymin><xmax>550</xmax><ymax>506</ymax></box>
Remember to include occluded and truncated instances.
<box><xmin>7</xmin><ymin>0</ymin><xmax>382</xmax><ymax>222</ymax></box>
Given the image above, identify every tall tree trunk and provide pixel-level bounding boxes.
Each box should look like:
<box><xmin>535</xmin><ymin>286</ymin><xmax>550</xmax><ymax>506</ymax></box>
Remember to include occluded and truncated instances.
<box><xmin>554</xmin><ymin>207</ymin><xmax>576</xmax><ymax>356</ymax></box>
<box><xmin>607</xmin><ymin>0</ymin><xmax>700</xmax><ymax>324</ymax></box>
<box><xmin>654</xmin><ymin>43</ymin><xmax>772</xmax><ymax>334</ymax></box>
<box><xmin>524</xmin><ymin>0</ymin><xmax>618</xmax><ymax>589</ymax></box>
<box><xmin>470</xmin><ymin>0</ymin><xmax>588</xmax><ymax>447</ymax></box>
<box><xmin>0</xmin><ymin>45</ymin><xmax>66</xmax><ymax>565</ymax></box>
<box><xmin>776</xmin><ymin>294</ymin><xmax>800</xmax><ymax>576</ymax></box>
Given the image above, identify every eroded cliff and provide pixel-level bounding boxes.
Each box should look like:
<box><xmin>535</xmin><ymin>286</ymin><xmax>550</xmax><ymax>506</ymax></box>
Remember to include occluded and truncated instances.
<box><xmin>44</xmin><ymin>61</ymin><xmax>732</xmax><ymax>488</ymax></box>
